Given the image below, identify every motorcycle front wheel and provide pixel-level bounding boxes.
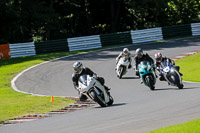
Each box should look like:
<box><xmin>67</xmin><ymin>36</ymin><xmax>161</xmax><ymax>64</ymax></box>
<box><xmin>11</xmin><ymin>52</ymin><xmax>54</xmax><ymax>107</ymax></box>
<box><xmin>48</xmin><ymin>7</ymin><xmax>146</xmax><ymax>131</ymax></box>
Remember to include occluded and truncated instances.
<box><xmin>146</xmin><ymin>76</ymin><xmax>155</xmax><ymax>90</ymax></box>
<box><xmin>119</xmin><ymin>66</ymin><xmax>125</xmax><ymax>79</ymax></box>
<box><xmin>107</xmin><ymin>95</ymin><xmax>114</xmax><ymax>106</ymax></box>
<box><xmin>90</xmin><ymin>91</ymin><xmax>107</xmax><ymax>107</ymax></box>
<box><xmin>177</xmin><ymin>83</ymin><xmax>184</xmax><ymax>89</ymax></box>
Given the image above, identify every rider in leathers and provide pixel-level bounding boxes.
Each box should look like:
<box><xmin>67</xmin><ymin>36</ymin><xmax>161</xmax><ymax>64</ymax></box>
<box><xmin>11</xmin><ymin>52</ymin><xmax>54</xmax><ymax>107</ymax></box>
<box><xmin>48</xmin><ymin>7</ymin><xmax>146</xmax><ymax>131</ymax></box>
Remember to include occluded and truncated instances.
<box><xmin>72</xmin><ymin>62</ymin><xmax>110</xmax><ymax>101</ymax></box>
<box><xmin>116</xmin><ymin>48</ymin><xmax>132</xmax><ymax>69</ymax></box>
<box><xmin>134</xmin><ymin>48</ymin><xmax>155</xmax><ymax>76</ymax></box>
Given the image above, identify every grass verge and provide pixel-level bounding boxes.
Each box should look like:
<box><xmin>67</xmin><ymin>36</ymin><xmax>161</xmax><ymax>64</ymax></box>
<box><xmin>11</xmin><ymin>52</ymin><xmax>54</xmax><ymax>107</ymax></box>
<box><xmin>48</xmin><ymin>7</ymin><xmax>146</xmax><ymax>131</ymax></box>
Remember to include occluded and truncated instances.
<box><xmin>148</xmin><ymin>119</ymin><xmax>200</xmax><ymax>133</ymax></box>
<box><xmin>147</xmin><ymin>52</ymin><xmax>200</xmax><ymax>132</ymax></box>
<box><xmin>0</xmin><ymin>51</ymin><xmax>85</xmax><ymax>122</ymax></box>
<box><xmin>175</xmin><ymin>52</ymin><xmax>200</xmax><ymax>82</ymax></box>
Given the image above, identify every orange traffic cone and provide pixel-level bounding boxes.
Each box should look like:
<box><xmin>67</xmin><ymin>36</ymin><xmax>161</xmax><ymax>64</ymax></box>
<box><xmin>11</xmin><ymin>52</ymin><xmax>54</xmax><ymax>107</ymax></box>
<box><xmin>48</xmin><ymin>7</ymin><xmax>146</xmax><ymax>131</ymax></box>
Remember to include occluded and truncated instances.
<box><xmin>51</xmin><ymin>96</ymin><xmax>54</xmax><ymax>102</ymax></box>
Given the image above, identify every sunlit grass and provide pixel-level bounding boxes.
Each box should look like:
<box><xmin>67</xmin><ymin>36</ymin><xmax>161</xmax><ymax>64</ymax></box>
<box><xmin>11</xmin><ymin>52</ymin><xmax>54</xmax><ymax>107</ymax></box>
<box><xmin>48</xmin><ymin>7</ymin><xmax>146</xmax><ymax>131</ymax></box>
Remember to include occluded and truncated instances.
<box><xmin>147</xmin><ymin>119</ymin><xmax>200</xmax><ymax>133</ymax></box>
<box><xmin>175</xmin><ymin>52</ymin><xmax>200</xmax><ymax>82</ymax></box>
<box><xmin>0</xmin><ymin>51</ymin><xmax>82</xmax><ymax>122</ymax></box>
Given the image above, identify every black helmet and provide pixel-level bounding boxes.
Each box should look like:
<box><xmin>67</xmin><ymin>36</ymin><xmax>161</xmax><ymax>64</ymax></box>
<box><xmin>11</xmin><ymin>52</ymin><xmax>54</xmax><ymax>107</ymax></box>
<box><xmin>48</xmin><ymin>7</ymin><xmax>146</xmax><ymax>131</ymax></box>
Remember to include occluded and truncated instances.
<box><xmin>73</xmin><ymin>62</ymin><xmax>83</xmax><ymax>74</ymax></box>
<box><xmin>136</xmin><ymin>48</ymin><xmax>143</xmax><ymax>58</ymax></box>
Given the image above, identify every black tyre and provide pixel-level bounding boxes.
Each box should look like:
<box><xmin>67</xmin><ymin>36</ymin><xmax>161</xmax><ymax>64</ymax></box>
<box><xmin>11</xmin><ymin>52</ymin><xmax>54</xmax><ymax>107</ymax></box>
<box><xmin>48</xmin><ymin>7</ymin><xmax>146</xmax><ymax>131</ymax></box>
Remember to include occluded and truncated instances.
<box><xmin>107</xmin><ymin>95</ymin><xmax>114</xmax><ymax>106</ymax></box>
<box><xmin>177</xmin><ymin>83</ymin><xmax>184</xmax><ymax>89</ymax></box>
<box><xmin>90</xmin><ymin>91</ymin><xmax>107</xmax><ymax>107</ymax></box>
<box><xmin>146</xmin><ymin>76</ymin><xmax>155</xmax><ymax>90</ymax></box>
<box><xmin>119</xmin><ymin>66</ymin><xmax>124</xmax><ymax>79</ymax></box>
<box><xmin>172</xmin><ymin>73</ymin><xmax>180</xmax><ymax>85</ymax></box>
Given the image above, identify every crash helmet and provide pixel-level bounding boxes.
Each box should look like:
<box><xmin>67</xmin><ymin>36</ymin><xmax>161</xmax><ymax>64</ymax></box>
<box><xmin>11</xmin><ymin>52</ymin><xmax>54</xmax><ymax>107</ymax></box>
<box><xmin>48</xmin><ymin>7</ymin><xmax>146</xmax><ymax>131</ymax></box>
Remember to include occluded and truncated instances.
<box><xmin>73</xmin><ymin>61</ymin><xmax>83</xmax><ymax>74</ymax></box>
<box><xmin>155</xmin><ymin>53</ymin><xmax>162</xmax><ymax>63</ymax></box>
<box><xmin>123</xmin><ymin>48</ymin><xmax>129</xmax><ymax>55</ymax></box>
<box><xmin>136</xmin><ymin>48</ymin><xmax>143</xmax><ymax>58</ymax></box>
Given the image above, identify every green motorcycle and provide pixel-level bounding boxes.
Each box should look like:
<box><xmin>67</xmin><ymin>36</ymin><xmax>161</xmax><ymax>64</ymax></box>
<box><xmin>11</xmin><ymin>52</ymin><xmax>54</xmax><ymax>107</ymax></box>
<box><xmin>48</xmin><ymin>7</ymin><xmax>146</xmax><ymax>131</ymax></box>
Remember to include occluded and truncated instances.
<box><xmin>138</xmin><ymin>61</ymin><xmax>156</xmax><ymax>90</ymax></box>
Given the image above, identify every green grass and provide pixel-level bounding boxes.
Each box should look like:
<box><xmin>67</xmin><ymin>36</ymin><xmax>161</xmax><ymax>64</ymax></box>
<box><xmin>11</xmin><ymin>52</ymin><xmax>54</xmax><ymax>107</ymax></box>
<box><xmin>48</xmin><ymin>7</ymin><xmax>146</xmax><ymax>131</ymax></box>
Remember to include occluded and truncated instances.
<box><xmin>147</xmin><ymin>52</ymin><xmax>200</xmax><ymax>132</ymax></box>
<box><xmin>148</xmin><ymin>119</ymin><xmax>200</xmax><ymax>133</ymax></box>
<box><xmin>0</xmin><ymin>51</ymin><xmax>85</xmax><ymax>122</ymax></box>
<box><xmin>175</xmin><ymin>52</ymin><xmax>200</xmax><ymax>82</ymax></box>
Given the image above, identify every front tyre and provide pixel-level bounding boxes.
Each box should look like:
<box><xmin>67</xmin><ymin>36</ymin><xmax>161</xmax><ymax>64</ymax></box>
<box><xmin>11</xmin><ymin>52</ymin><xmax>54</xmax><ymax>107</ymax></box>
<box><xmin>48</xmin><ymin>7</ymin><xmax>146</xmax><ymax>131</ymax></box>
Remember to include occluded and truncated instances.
<box><xmin>119</xmin><ymin>66</ymin><xmax>124</xmax><ymax>79</ymax></box>
<box><xmin>146</xmin><ymin>76</ymin><xmax>155</xmax><ymax>90</ymax></box>
<box><xmin>107</xmin><ymin>95</ymin><xmax>114</xmax><ymax>106</ymax></box>
<box><xmin>90</xmin><ymin>91</ymin><xmax>107</xmax><ymax>107</ymax></box>
<box><xmin>177</xmin><ymin>83</ymin><xmax>184</xmax><ymax>89</ymax></box>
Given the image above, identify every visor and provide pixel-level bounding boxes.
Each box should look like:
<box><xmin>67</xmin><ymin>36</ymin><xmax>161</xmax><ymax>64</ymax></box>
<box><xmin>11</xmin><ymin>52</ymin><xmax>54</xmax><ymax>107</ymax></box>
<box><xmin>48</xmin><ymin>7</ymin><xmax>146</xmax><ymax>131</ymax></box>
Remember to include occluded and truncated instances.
<box><xmin>137</xmin><ymin>53</ymin><xmax>143</xmax><ymax>58</ymax></box>
<box><xmin>156</xmin><ymin>57</ymin><xmax>162</xmax><ymax>63</ymax></box>
<box><xmin>74</xmin><ymin>66</ymin><xmax>83</xmax><ymax>74</ymax></box>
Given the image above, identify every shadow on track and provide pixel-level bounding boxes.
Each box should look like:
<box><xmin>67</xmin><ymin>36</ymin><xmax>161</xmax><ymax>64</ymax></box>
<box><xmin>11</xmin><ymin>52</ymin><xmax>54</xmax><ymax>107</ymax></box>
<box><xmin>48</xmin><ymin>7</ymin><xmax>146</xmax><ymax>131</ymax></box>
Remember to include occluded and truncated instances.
<box><xmin>154</xmin><ymin>86</ymin><xmax>200</xmax><ymax>91</ymax></box>
<box><xmin>95</xmin><ymin>103</ymin><xmax>127</xmax><ymax>108</ymax></box>
<box><xmin>122</xmin><ymin>77</ymin><xmax>139</xmax><ymax>79</ymax></box>
<box><xmin>110</xmin><ymin>103</ymin><xmax>127</xmax><ymax>107</ymax></box>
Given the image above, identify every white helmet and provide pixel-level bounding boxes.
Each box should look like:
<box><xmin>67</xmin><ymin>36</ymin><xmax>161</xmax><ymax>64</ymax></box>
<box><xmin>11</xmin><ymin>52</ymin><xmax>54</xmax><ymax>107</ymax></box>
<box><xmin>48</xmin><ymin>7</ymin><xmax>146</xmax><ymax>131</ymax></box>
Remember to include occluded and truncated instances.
<box><xmin>155</xmin><ymin>53</ymin><xmax>162</xmax><ymax>63</ymax></box>
<box><xmin>136</xmin><ymin>48</ymin><xmax>143</xmax><ymax>58</ymax></box>
<box><xmin>123</xmin><ymin>48</ymin><xmax>129</xmax><ymax>55</ymax></box>
<box><xmin>73</xmin><ymin>62</ymin><xmax>83</xmax><ymax>74</ymax></box>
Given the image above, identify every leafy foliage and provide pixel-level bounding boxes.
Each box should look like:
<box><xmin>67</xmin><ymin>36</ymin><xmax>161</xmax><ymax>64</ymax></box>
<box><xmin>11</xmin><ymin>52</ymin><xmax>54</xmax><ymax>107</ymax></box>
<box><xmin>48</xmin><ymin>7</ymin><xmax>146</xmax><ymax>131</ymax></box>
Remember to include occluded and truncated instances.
<box><xmin>0</xmin><ymin>0</ymin><xmax>200</xmax><ymax>43</ymax></box>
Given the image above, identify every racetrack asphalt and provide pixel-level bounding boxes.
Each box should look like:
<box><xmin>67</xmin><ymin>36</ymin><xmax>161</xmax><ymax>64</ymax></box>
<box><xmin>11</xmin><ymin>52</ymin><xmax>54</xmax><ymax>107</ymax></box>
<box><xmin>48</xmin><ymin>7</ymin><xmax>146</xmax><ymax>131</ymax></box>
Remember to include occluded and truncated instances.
<box><xmin>1</xmin><ymin>37</ymin><xmax>200</xmax><ymax>133</ymax></box>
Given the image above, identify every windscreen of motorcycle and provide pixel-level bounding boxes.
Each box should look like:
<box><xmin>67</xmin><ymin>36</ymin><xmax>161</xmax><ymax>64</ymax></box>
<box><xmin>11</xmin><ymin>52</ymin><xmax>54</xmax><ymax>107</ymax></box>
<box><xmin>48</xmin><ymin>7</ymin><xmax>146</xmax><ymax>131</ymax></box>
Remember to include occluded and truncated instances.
<box><xmin>140</xmin><ymin>61</ymin><xmax>149</xmax><ymax>66</ymax></box>
<box><xmin>161</xmin><ymin>61</ymin><xmax>172</xmax><ymax>73</ymax></box>
<box><xmin>139</xmin><ymin>61</ymin><xmax>149</xmax><ymax>69</ymax></box>
<box><xmin>79</xmin><ymin>75</ymin><xmax>88</xmax><ymax>86</ymax></box>
<box><xmin>160</xmin><ymin>61</ymin><xmax>168</xmax><ymax>68</ymax></box>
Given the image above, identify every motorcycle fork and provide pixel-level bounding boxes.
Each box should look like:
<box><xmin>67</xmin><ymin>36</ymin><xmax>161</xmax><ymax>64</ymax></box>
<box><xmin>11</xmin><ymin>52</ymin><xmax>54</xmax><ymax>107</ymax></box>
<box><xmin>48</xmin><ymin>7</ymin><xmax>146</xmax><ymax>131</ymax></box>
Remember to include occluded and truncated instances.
<box><xmin>95</xmin><ymin>83</ymin><xmax>110</xmax><ymax>103</ymax></box>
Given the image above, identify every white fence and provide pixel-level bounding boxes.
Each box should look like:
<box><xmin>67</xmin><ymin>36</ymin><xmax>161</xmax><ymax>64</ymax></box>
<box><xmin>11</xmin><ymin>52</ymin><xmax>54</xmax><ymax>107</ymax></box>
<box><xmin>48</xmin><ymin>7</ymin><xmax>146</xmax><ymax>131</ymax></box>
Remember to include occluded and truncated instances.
<box><xmin>67</xmin><ymin>35</ymin><xmax>102</xmax><ymax>51</ymax></box>
<box><xmin>191</xmin><ymin>23</ymin><xmax>200</xmax><ymax>36</ymax></box>
<box><xmin>131</xmin><ymin>28</ymin><xmax>163</xmax><ymax>44</ymax></box>
<box><xmin>9</xmin><ymin>42</ymin><xmax>36</xmax><ymax>58</ymax></box>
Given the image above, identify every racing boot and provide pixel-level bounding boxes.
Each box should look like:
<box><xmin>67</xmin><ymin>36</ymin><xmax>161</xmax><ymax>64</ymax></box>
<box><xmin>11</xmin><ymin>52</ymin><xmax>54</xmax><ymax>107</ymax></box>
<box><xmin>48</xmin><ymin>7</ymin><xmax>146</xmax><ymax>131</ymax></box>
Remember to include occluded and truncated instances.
<box><xmin>128</xmin><ymin>64</ymin><xmax>132</xmax><ymax>69</ymax></box>
<box><xmin>104</xmin><ymin>85</ymin><xmax>111</xmax><ymax>91</ymax></box>
<box><xmin>179</xmin><ymin>72</ymin><xmax>183</xmax><ymax>76</ymax></box>
<box><xmin>79</xmin><ymin>94</ymin><xmax>88</xmax><ymax>102</ymax></box>
<box><xmin>159</xmin><ymin>76</ymin><xmax>165</xmax><ymax>81</ymax></box>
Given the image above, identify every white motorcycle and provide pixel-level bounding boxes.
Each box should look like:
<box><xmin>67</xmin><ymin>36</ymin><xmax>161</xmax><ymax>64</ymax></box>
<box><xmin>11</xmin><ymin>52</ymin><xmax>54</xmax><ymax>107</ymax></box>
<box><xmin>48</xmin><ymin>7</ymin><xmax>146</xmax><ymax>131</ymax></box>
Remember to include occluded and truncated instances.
<box><xmin>78</xmin><ymin>74</ymin><xmax>113</xmax><ymax>107</ymax></box>
<box><xmin>116</xmin><ymin>57</ymin><xmax>130</xmax><ymax>79</ymax></box>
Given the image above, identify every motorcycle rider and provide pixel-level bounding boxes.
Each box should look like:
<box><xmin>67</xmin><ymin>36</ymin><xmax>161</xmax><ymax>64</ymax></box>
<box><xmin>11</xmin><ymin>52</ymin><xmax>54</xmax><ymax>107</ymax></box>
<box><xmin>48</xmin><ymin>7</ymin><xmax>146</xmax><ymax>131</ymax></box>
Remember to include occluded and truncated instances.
<box><xmin>72</xmin><ymin>61</ymin><xmax>110</xmax><ymax>101</ymax></box>
<box><xmin>116</xmin><ymin>48</ymin><xmax>132</xmax><ymax>69</ymax></box>
<box><xmin>134</xmin><ymin>48</ymin><xmax>155</xmax><ymax>76</ymax></box>
<box><xmin>154</xmin><ymin>52</ymin><xmax>183</xmax><ymax>81</ymax></box>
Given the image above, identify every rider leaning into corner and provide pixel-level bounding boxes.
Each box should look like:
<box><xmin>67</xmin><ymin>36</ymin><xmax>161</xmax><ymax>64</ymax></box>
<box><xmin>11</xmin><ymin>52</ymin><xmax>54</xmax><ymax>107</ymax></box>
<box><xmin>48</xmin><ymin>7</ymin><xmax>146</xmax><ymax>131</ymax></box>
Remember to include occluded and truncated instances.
<box><xmin>134</xmin><ymin>48</ymin><xmax>155</xmax><ymax>76</ymax></box>
<box><xmin>154</xmin><ymin>52</ymin><xmax>183</xmax><ymax>81</ymax></box>
<box><xmin>72</xmin><ymin>62</ymin><xmax>110</xmax><ymax>101</ymax></box>
<box><xmin>116</xmin><ymin>48</ymin><xmax>132</xmax><ymax>69</ymax></box>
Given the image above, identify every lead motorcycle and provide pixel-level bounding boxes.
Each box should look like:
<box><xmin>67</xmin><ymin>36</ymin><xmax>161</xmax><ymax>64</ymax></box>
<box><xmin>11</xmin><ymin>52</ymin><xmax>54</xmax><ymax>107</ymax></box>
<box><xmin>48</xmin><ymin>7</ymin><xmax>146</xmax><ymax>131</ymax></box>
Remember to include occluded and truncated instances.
<box><xmin>78</xmin><ymin>74</ymin><xmax>113</xmax><ymax>107</ymax></box>
<box><xmin>138</xmin><ymin>61</ymin><xmax>157</xmax><ymax>90</ymax></box>
<box><xmin>116</xmin><ymin>56</ymin><xmax>130</xmax><ymax>79</ymax></box>
<box><xmin>160</xmin><ymin>60</ymin><xmax>184</xmax><ymax>89</ymax></box>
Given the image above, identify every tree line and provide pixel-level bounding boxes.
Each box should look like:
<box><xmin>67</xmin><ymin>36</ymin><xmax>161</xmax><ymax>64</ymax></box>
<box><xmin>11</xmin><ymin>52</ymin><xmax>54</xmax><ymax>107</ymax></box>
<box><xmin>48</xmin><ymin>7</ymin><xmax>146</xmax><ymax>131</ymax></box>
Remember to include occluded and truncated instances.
<box><xmin>0</xmin><ymin>0</ymin><xmax>199</xmax><ymax>44</ymax></box>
